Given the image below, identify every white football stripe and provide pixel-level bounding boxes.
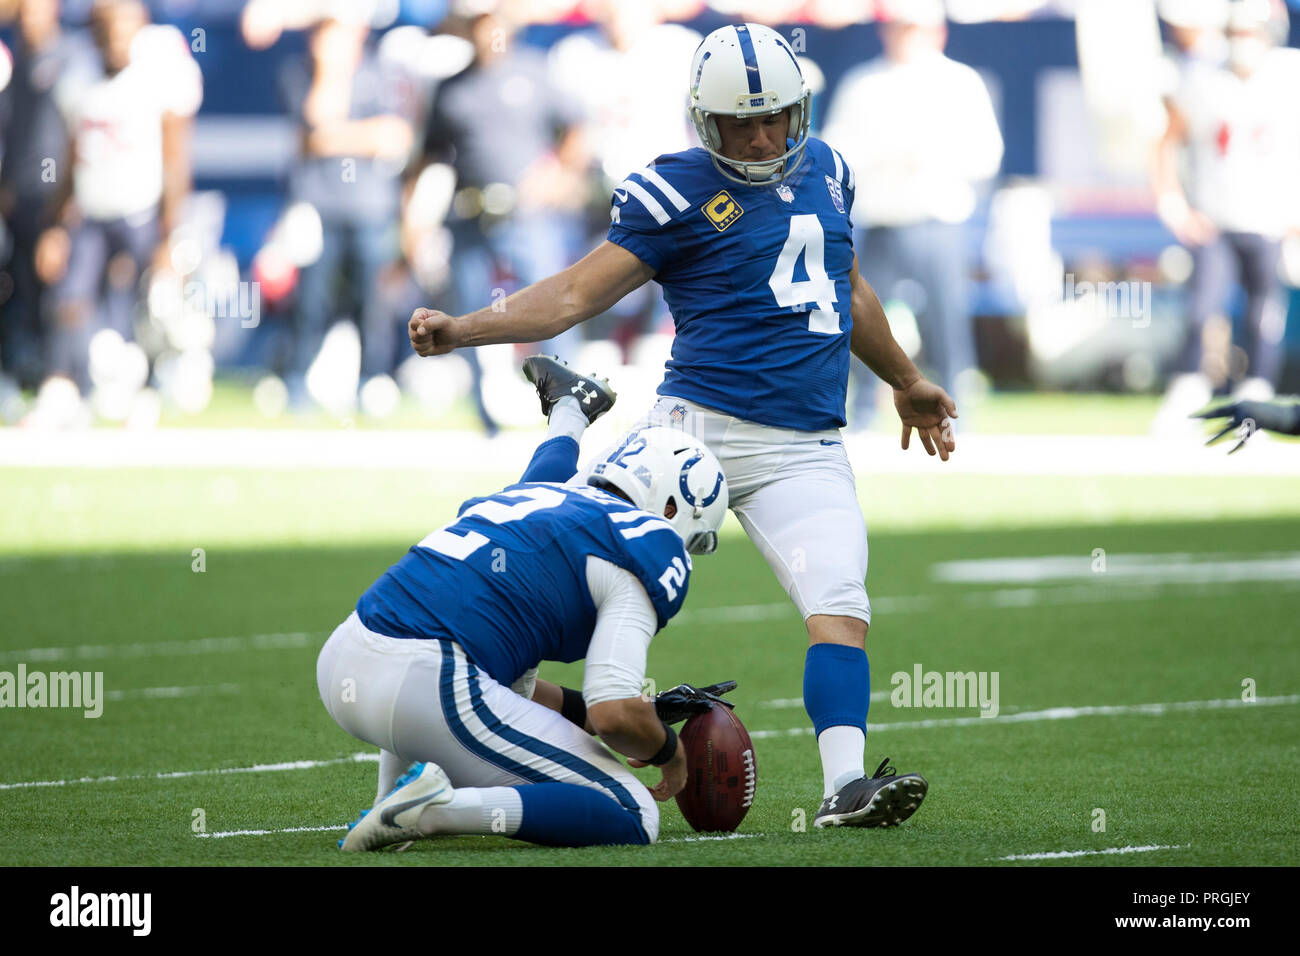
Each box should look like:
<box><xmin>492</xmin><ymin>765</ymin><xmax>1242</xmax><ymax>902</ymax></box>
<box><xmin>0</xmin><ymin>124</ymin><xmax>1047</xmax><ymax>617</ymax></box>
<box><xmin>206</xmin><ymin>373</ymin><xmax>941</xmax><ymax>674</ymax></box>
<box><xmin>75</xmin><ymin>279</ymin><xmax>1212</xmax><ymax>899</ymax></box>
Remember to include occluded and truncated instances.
<box><xmin>619</xmin><ymin>178</ymin><xmax>670</xmax><ymax>225</ymax></box>
<box><xmin>830</xmin><ymin>147</ymin><xmax>843</xmax><ymax>183</ymax></box>
<box><xmin>636</xmin><ymin>167</ymin><xmax>690</xmax><ymax>211</ymax></box>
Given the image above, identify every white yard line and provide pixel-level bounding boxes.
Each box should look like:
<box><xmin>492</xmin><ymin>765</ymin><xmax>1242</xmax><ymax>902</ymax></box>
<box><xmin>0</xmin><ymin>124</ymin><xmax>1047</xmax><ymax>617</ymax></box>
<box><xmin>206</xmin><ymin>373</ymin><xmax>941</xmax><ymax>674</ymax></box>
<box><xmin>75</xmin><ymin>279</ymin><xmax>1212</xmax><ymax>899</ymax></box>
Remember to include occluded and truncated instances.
<box><xmin>196</xmin><ymin>824</ymin><xmax>346</xmax><ymax>839</ymax></box>
<box><xmin>104</xmin><ymin>683</ymin><xmax>242</xmax><ymax>701</ymax></box>
<box><xmin>996</xmin><ymin>844</ymin><xmax>1188</xmax><ymax>861</ymax></box>
<box><xmin>749</xmin><ymin>694</ymin><xmax>1300</xmax><ymax>739</ymax></box>
<box><xmin>4</xmin><ymin>573</ymin><xmax>1292</xmax><ymax>666</ymax></box>
<box><xmin>0</xmin><ymin>751</ymin><xmax>377</xmax><ymax>791</ymax></box>
<box><xmin>934</xmin><ymin>552</ymin><xmax>1300</xmax><ymax>585</ymax></box>
<box><xmin>7</xmin><ymin>694</ymin><xmax>1293</xmax><ymax>792</ymax></box>
<box><xmin>193</xmin><ymin>826</ymin><xmax>762</xmax><ymax>843</ymax></box>
<box><xmin>0</xmin><ymin>631</ymin><xmax>322</xmax><ymax>664</ymax></box>
<box><xmin>760</xmin><ymin>692</ymin><xmax>891</xmax><ymax>709</ymax></box>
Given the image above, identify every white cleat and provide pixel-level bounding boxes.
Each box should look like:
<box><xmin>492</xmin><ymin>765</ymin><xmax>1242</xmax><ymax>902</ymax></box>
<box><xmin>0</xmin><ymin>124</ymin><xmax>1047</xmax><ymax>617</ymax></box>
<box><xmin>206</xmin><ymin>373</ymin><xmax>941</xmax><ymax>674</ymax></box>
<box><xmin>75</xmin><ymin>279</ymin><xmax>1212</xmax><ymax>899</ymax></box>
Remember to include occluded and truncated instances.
<box><xmin>339</xmin><ymin>762</ymin><xmax>454</xmax><ymax>852</ymax></box>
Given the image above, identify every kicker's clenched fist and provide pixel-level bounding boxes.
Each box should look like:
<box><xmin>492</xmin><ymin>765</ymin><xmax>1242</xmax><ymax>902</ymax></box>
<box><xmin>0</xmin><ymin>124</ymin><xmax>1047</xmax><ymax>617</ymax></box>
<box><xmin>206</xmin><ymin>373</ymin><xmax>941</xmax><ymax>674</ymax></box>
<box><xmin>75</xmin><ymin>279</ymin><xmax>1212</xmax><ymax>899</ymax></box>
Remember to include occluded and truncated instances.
<box><xmin>409</xmin><ymin>308</ymin><xmax>463</xmax><ymax>357</ymax></box>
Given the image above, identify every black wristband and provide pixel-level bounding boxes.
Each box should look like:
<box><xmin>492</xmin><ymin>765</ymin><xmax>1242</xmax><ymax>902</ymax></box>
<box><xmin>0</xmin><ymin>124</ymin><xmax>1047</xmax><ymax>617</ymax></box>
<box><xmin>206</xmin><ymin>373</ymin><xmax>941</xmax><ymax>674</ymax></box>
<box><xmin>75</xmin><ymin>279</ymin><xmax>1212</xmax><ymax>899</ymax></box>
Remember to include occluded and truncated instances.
<box><xmin>560</xmin><ymin>686</ymin><xmax>588</xmax><ymax>729</ymax></box>
<box><xmin>648</xmin><ymin>723</ymin><xmax>678</xmax><ymax>766</ymax></box>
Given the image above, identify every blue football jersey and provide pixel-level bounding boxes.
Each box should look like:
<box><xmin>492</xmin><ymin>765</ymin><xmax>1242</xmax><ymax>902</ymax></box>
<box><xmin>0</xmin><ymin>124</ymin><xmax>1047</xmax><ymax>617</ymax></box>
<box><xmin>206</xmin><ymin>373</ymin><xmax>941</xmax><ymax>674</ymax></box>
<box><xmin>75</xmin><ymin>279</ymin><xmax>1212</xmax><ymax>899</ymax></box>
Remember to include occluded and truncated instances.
<box><xmin>607</xmin><ymin>137</ymin><xmax>857</xmax><ymax>431</ymax></box>
<box><xmin>355</xmin><ymin>482</ymin><xmax>692</xmax><ymax>688</ymax></box>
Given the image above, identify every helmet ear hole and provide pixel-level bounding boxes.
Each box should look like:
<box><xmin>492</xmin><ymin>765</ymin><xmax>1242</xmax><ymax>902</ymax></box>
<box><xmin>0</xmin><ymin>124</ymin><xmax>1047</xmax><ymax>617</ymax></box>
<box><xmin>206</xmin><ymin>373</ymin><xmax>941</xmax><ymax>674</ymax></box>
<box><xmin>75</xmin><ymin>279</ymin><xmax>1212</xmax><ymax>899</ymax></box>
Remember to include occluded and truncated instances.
<box><xmin>664</xmin><ymin>496</ymin><xmax>678</xmax><ymax>520</ymax></box>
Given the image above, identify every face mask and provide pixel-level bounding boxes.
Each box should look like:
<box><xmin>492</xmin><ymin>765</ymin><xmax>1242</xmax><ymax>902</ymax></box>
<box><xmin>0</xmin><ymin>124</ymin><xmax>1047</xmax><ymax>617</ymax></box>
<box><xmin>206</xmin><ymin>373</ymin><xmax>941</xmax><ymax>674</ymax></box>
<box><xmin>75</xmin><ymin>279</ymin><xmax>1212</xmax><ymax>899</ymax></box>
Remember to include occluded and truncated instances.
<box><xmin>1228</xmin><ymin>35</ymin><xmax>1268</xmax><ymax>72</ymax></box>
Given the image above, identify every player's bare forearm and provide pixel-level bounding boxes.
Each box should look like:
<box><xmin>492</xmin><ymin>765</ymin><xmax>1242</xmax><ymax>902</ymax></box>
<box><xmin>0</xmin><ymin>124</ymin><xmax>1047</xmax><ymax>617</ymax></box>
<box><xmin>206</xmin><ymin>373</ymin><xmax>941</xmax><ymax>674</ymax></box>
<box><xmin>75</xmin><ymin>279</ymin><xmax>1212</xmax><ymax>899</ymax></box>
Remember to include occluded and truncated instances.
<box><xmin>410</xmin><ymin>241</ymin><xmax>654</xmax><ymax>356</ymax></box>
<box><xmin>588</xmin><ymin>697</ymin><xmax>673</xmax><ymax>763</ymax></box>
<box><xmin>848</xmin><ymin>263</ymin><xmax>921</xmax><ymax>390</ymax></box>
<box><xmin>590</xmin><ymin>696</ymin><xmax>687</xmax><ymax>800</ymax></box>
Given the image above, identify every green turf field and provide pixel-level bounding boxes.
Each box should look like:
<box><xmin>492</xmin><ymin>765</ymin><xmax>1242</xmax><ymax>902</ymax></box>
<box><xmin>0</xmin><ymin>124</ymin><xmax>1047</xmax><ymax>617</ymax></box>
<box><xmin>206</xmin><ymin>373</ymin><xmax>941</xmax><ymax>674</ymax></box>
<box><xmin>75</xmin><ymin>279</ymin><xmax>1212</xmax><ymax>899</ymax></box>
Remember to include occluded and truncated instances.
<box><xmin>2</xmin><ymin>454</ymin><xmax>1298</xmax><ymax>866</ymax></box>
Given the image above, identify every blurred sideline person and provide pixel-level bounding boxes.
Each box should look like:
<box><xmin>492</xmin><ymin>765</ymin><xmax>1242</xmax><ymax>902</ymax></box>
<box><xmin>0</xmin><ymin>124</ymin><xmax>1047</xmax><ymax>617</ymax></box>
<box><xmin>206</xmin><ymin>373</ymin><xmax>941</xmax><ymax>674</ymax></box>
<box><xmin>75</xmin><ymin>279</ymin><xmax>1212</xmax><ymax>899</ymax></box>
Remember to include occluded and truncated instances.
<box><xmin>822</xmin><ymin>0</ymin><xmax>1002</xmax><ymax>431</ymax></box>
<box><xmin>410</xmin><ymin>24</ymin><xmax>948</xmax><ymax>829</ymax></box>
<box><xmin>30</xmin><ymin>0</ymin><xmax>200</xmax><ymax>422</ymax></box>
<box><xmin>548</xmin><ymin>0</ymin><xmax>701</xmax><ymax>356</ymax></box>
<box><xmin>419</xmin><ymin>1</ymin><xmax>590</xmax><ymax>436</ymax></box>
<box><xmin>322</xmin><ymin>357</ymin><xmax>728</xmax><ymax>850</ymax></box>
<box><xmin>1152</xmin><ymin>0</ymin><xmax>1300</xmax><ymax>432</ymax></box>
<box><xmin>279</xmin><ymin>8</ymin><xmax>414</xmax><ymax>412</ymax></box>
<box><xmin>0</xmin><ymin>0</ymin><xmax>93</xmax><ymax>392</ymax></box>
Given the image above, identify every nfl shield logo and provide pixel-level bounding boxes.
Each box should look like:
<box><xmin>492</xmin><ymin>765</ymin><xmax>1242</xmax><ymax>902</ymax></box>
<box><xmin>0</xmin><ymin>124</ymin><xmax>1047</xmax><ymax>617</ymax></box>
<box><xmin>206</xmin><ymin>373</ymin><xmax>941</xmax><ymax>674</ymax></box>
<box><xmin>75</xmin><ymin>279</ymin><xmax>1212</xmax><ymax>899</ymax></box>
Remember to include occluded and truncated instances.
<box><xmin>669</xmin><ymin>403</ymin><xmax>687</xmax><ymax>425</ymax></box>
<box><xmin>777</xmin><ymin>185</ymin><xmax>794</xmax><ymax>203</ymax></box>
<box><xmin>825</xmin><ymin>175</ymin><xmax>845</xmax><ymax>214</ymax></box>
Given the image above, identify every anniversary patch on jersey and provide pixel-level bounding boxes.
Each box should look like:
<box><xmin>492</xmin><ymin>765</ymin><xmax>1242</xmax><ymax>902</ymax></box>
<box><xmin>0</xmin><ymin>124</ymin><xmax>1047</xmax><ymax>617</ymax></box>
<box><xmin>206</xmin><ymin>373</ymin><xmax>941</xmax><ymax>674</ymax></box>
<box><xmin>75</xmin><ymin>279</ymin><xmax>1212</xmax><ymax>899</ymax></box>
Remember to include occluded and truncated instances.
<box><xmin>825</xmin><ymin>175</ymin><xmax>845</xmax><ymax>214</ymax></box>
<box><xmin>703</xmin><ymin>190</ymin><xmax>744</xmax><ymax>232</ymax></box>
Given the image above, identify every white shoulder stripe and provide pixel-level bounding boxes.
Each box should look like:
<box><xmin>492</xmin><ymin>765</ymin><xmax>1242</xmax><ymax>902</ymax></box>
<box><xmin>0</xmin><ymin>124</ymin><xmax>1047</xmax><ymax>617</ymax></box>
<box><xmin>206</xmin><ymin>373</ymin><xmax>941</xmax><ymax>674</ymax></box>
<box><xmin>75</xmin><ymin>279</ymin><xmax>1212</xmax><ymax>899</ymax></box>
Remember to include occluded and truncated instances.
<box><xmin>619</xmin><ymin>178</ymin><xmax>670</xmax><ymax>226</ymax></box>
<box><xmin>830</xmin><ymin>146</ymin><xmax>855</xmax><ymax>191</ymax></box>
<box><xmin>636</xmin><ymin>167</ymin><xmax>690</xmax><ymax>212</ymax></box>
<box><xmin>619</xmin><ymin>518</ymin><xmax>676</xmax><ymax>541</ymax></box>
<box><xmin>609</xmin><ymin>510</ymin><xmax>653</xmax><ymax>524</ymax></box>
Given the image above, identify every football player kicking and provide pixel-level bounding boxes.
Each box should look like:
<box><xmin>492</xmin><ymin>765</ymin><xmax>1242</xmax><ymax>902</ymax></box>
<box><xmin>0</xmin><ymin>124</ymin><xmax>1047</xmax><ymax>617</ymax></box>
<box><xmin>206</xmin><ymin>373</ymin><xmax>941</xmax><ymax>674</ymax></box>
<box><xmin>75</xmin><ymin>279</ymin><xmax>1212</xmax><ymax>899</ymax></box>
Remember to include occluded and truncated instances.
<box><xmin>409</xmin><ymin>24</ymin><xmax>951</xmax><ymax>828</ymax></box>
<box><xmin>320</xmin><ymin>357</ymin><xmax>730</xmax><ymax>850</ymax></box>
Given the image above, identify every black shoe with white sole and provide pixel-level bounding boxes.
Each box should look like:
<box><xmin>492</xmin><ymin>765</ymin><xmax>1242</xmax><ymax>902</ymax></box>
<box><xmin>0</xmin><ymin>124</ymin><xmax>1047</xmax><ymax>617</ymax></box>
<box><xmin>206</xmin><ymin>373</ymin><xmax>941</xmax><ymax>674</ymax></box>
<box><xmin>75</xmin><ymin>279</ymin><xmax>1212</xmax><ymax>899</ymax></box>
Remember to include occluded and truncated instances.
<box><xmin>813</xmin><ymin>757</ymin><xmax>928</xmax><ymax>829</ymax></box>
<box><xmin>522</xmin><ymin>355</ymin><xmax>617</xmax><ymax>425</ymax></box>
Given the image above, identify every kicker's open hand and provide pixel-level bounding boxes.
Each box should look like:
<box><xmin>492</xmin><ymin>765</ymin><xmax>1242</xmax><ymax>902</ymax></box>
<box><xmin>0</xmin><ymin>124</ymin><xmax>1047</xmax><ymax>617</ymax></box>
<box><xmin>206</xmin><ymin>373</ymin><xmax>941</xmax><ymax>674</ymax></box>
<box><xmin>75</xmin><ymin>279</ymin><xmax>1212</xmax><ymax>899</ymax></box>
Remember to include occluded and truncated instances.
<box><xmin>895</xmin><ymin>378</ymin><xmax>958</xmax><ymax>461</ymax></box>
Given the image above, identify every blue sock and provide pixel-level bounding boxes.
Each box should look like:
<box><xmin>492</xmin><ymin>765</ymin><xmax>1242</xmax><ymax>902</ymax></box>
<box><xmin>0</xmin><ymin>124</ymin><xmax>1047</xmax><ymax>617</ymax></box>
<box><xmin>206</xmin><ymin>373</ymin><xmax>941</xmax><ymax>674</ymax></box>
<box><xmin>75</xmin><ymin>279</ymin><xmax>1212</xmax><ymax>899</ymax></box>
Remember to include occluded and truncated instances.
<box><xmin>803</xmin><ymin>643</ymin><xmax>869</xmax><ymax>736</ymax></box>
<box><xmin>514</xmin><ymin>783</ymin><xmax>650</xmax><ymax>847</ymax></box>
<box><xmin>519</xmin><ymin>436</ymin><xmax>580</xmax><ymax>484</ymax></box>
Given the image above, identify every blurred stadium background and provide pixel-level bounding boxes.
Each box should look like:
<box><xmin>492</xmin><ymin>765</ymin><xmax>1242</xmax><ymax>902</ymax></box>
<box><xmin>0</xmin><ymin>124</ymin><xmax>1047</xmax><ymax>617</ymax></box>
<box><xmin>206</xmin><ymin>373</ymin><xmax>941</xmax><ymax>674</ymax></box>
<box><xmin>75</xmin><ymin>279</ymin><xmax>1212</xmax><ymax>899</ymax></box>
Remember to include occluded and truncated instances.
<box><xmin>2</xmin><ymin>0</ymin><xmax>1300</xmax><ymax>431</ymax></box>
<box><xmin>2</xmin><ymin>0</ymin><xmax>1298</xmax><ymax>867</ymax></box>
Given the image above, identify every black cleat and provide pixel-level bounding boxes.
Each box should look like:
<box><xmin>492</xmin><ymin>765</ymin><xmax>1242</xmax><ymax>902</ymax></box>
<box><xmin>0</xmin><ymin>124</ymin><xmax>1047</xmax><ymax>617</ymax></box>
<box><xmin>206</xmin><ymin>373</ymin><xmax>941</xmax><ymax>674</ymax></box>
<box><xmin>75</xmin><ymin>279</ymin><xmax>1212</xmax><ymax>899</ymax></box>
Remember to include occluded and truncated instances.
<box><xmin>813</xmin><ymin>757</ymin><xmax>928</xmax><ymax>829</ymax></box>
<box><xmin>522</xmin><ymin>355</ymin><xmax>617</xmax><ymax>425</ymax></box>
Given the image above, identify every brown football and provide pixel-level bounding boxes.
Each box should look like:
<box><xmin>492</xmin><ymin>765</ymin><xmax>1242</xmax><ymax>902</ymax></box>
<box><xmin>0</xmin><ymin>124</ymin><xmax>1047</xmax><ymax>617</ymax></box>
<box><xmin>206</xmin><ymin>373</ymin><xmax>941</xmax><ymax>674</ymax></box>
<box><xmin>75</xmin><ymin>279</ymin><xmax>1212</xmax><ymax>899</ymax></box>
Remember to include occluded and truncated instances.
<box><xmin>674</xmin><ymin>704</ymin><xmax>757</xmax><ymax>833</ymax></box>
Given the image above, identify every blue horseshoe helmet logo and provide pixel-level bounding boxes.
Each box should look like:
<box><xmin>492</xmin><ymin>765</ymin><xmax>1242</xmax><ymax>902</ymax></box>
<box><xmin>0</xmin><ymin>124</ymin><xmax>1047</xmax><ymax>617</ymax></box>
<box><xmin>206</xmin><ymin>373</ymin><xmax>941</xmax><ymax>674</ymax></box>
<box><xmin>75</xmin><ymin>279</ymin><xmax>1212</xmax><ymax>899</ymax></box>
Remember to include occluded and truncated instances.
<box><xmin>678</xmin><ymin>450</ymin><xmax>723</xmax><ymax>508</ymax></box>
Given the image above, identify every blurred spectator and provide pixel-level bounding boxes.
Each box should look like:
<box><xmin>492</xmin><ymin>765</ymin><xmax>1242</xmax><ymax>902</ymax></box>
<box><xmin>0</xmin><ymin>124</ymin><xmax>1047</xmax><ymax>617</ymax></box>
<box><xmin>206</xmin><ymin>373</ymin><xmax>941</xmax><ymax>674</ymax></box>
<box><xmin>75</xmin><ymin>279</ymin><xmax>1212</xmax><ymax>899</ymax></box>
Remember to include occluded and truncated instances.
<box><xmin>420</xmin><ymin>1</ymin><xmax>589</xmax><ymax>436</ymax></box>
<box><xmin>30</xmin><ymin>0</ymin><xmax>201</xmax><ymax>421</ymax></box>
<box><xmin>0</xmin><ymin>0</ymin><xmax>94</xmax><ymax>391</ymax></box>
<box><xmin>1152</xmin><ymin>0</ymin><xmax>1300</xmax><ymax>432</ymax></box>
<box><xmin>278</xmin><ymin>9</ymin><xmax>415</xmax><ymax>412</ymax></box>
<box><xmin>823</xmin><ymin>0</ymin><xmax>1002</xmax><ymax>429</ymax></box>
<box><xmin>1158</xmin><ymin>0</ymin><xmax>1230</xmax><ymax>69</ymax></box>
<box><xmin>547</xmin><ymin>0</ymin><xmax>700</xmax><ymax>357</ymax></box>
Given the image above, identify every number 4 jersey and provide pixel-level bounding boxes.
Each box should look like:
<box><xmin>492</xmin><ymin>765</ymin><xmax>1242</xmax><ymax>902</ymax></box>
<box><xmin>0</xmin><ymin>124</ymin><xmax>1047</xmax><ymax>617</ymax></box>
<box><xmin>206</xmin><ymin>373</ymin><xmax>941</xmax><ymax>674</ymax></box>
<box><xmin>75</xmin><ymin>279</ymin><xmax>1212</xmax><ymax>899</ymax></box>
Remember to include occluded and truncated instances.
<box><xmin>608</xmin><ymin>137</ymin><xmax>857</xmax><ymax>431</ymax></box>
<box><xmin>355</xmin><ymin>483</ymin><xmax>691</xmax><ymax>688</ymax></box>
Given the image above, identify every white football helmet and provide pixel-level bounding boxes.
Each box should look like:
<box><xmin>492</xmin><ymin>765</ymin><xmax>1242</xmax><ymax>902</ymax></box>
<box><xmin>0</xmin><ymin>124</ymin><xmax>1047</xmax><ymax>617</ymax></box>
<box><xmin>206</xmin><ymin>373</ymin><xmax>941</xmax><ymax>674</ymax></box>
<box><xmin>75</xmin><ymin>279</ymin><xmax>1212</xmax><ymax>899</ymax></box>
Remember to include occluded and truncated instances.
<box><xmin>688</xmin><ymin>23</ymin><xmax>811</xmax><ymax>187</ymax></box>
<box><xmin>588</xmin><ymin>426</ymin><xmax>728</xmax><ymax>555</ymax></box>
